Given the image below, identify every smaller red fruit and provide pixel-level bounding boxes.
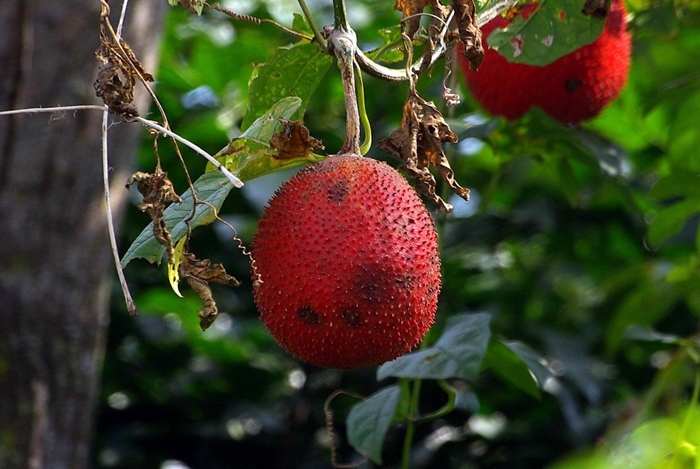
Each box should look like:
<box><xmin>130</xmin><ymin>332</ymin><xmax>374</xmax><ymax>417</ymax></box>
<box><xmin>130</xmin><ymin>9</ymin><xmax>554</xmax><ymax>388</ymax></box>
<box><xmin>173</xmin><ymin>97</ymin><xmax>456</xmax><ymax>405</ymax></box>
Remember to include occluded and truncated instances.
<box><xmin>251</xmin><ymin>156</ymin><xmax>441</xmax><ymax>370</ymax></box>
<box><xmin>460</xmin><ymin>0</ymin><xmax>631</xmax><ymax>124</ymax></box>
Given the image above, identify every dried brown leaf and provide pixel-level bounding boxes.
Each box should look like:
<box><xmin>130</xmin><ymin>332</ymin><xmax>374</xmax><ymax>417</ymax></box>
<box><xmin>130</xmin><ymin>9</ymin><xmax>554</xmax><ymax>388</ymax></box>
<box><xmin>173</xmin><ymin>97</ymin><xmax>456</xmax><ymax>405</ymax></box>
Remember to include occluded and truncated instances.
<box><xmin>126</xmin><ymin>171</ymin><xmax>182</xmax><ymax>262</ymax></box>
<box><xmin>582</xmin><ymin>0</ymin><xmax>610</xmax><ymax>18</ymax></box>
<box><xmin>453</xmin><ymin>0</ymin><xmax>484</xmax><ymax>71</ymax></box>
<box><xmin>180</xmin><ymin>249</ymin><xmax>241</xmax><ymax>331</ymax></box>
<box><xmin>94</xmin><ymin>22</ymin><xmax>154</xmax><ymax>119</ymax></box>
<box><xmin>270</xmin><ymin>118</ymin><xmax>324</xmax><ymax>160</ymax></box>
<box><xmin>395</xmin><ymin>0</ymin><xmax>430</xmax><ymax>38</ymax></box>
<box><xmin>415</xmin><ymin>0</ymin><xmax>453</xmax><ymax>75</ymax></box>
<box><xmin>378</xmin><ymin>91</ymin><xmax>469</xmax><ymax>213</ymax></box>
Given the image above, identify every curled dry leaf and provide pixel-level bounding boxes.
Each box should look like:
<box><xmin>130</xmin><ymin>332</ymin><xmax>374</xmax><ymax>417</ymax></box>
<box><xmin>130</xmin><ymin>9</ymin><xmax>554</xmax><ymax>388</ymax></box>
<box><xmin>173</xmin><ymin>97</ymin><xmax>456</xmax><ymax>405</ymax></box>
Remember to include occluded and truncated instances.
<box><xmin>395</xmin><ymin>0</ymin><xmax>431</xmax><ymax>39</ymax></box>
<box><xmin>126</xmin><ymin>171</ymin><xmax>182</xmax><ymax>263</ymax></box>
<box><xmin>453</xmin><ymin>0</ymin><xmax>484</xmax><ymax>70</ymax></box>
<box><xmin>378</xmin><ymin>91</ymin><xmax>470</xmax><ymax>213</ymax></box>
<box><xmin>180</xmin><ymin>249</ymin><xmax>241</xmax><ymax>331</ymax></box>
<box><xmin>582</xmin><ymin>0</ymin><xmax>611</xmax><ymax>18</ymax></box>
<box><xmin>270</xmin><ymin>118</ymin><xmax>324</xmax><ymax>160</ymax></box>
<box><xmin>416</xmin><ymin>0</ymin><xmax>452</xmax><ymax>75</ymax></box>
<box><xmin>94</xmin><ymin>21</ymin><xmax>154</xmax><ymax>119</ymax></box>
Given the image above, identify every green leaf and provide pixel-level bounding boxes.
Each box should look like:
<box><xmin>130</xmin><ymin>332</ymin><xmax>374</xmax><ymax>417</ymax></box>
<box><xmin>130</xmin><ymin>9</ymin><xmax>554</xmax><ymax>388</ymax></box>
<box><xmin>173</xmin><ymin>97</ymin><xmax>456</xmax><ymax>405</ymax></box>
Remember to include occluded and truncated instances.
<box><xmin>647</xmin><ymin>199</ymin><xmax>700</xmax><ymax>247</ymax></box>
<box><xmin>623</xmin><ymin>325</ymin><xmax>681</xmax><ymax>345</ymax></box>
<box><xmin>364</xmin><ymin>26</ymin><xmax>405</xmax><ymax>64</ymax></box>
<box><xmin>650</xmin><ymin>173</ymin><xmax>700</xmax><ymax>200</ymax></box>
<box><xmin>488</xmin><ymin>0</ymin><xmax>605</xmax><ymax>66</ymax></box>
<box><xmin>206</xmin><ymin>96</ymin><xmax>325</xmax><ymax>181</ymax></box>
<box><xmin>292</xmin><ymin>13</ymin><xmax>313</xmax><ymax>36</ymax></box>
<box><xmin>619</xmin><ymin>418</ymin><xmax>682</xmax><ymax>465</ymax></box>
<box><xmin>120</xmin><ymin>171</ymin><xmax>234</xmax><ymax>267</ymax></box>
<box><xmin>377</xmin><ymin>313</ymin><xmax>491</xmax><ymax>381</ymax></box>
<box><xmin>241</xmin><ymin>42</ymin><xmax>332</xmax><ymax>131</ymax></box>
<box><xmin>484</xmin><ymin>339</ymin><xmax>551</xmax><ymax>398</ymax></box>
<box><xmin>502</xmin><ymin>340</ymin><xmax>552</xmax><ymax>388</ymax></box>
<box><xmin>606</xmin><ymin>280</ymin><xmax>680</xmax><ymax>353</ymax></box>
<box><xmin>123</xmin><ymin>97</ymin><xmax>326</xmax><ymax>267</ymax></box>
<box><xmin>346</xmin><ymin>385</ymin><xmax>401</xmax><ymax>465</ymax></box>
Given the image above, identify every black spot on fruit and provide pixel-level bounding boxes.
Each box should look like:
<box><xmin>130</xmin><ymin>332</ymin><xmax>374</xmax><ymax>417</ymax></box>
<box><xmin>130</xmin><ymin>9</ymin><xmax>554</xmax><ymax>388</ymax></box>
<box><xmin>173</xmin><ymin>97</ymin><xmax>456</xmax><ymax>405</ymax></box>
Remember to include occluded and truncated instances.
<box><xmin>327</xmin><ymin>178</ymin><xmax>349</xmax><ymax>203</ymax></box>
<box><xmin>298</xmin><ymin>306</ymin><xmax>321</xmax><ymax>325</ymax></box>
<box><xmin>342</xmin><ymin>309</ymin><xmax>362</xmax><ymax>328</ymax></box>
<box><xmin>565</xmin><ymin>78</ymin><xmax>583</xmax><ymax>92</ymax></box>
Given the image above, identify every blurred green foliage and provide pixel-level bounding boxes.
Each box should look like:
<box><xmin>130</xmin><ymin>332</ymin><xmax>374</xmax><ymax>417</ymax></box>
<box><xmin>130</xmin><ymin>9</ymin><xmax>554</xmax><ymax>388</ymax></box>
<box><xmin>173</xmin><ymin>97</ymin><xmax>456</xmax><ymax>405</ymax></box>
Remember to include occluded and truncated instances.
<box><xmin>97</xmin><ymin>1</ymin><xmax>700</xmax><ymax>468</ymax></box>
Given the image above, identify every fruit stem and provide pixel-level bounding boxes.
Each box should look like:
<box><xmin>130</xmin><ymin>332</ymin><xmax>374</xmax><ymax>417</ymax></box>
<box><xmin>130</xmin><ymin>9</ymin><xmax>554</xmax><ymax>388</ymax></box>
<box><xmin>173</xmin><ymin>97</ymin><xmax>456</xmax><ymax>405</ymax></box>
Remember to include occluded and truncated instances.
<box><xmin>328</xmin><ymin>26</ymin><xmax>362</xmax><ymax>156</ymax></box>
<box><xmin>332</xmin><ymin>0</ymin><xmax>349</xmax><ymax>31</ymax></box>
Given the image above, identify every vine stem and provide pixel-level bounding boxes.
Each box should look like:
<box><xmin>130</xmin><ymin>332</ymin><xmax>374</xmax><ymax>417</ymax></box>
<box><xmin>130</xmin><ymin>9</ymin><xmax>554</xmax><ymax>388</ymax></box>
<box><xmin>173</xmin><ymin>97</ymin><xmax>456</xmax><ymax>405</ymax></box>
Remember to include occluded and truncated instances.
<box><xmin>332</xmin><ymin>0</ymin><xmax>350</xmax><ymax>31</ymax></box>
<box><xmin>328</xmin><ymin>27</ymin><xmax>361</xmax><ymax>156</ymax></box>
<box><xmin>297</xmin><ymin>0</ymin><xmax>327</xmax><ymax>51</ymax></box>
<box><xmin>132</xmin><ymin>117</ymin><xmax>244</xmax><ymax>188</ymax></box>
<box><xmin>102</xmin><ymin>110</ymin><xmax>137</xmax><ymax>315</ymax></box>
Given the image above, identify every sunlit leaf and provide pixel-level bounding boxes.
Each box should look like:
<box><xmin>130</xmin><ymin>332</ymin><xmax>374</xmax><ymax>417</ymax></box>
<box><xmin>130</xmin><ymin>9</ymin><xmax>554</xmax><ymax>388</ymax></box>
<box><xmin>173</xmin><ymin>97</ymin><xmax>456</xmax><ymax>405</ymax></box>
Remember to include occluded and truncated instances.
<box><xmin>242</xmin><ymin>42</ymin><xmax>332</xmax><ymax>131</ymax></box>
<box><xmin>206</xmin><ymin>97</ymin><xmax>326</xmax><ymax>181</ymax></box>
<box><xmin>377</xmin><ymin>313</ymin><xmax>491</xmax><ymax>381</ymax></box>
<box><xmin>488</xmin><ymin>0</ymin><xmax>605</xmax><ymax>66</ymax></box>
<box><xmin>347</xmin><ymin>385</ymin><xmax>401</xmax><ymax>465</ymax></box>
<box><xmin>123</xmin><ymin>98</ymin><xmax>330</xmax><ymax>268</ymax></box>
<box><xmin>647</xmin><ymin>199</ymin><xmax>699</xmax><ymax>247</ymax></box>
<box><xmin>168</xmin><ymin>236</ymin><xmax>187</xmax><ymax>298</ymax></box>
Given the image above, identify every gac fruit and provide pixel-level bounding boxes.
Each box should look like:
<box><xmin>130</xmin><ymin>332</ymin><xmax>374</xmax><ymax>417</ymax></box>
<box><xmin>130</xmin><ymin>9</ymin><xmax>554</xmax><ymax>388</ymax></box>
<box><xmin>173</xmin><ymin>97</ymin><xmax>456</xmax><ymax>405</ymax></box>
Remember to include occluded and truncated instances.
<box><xmin>460</xmin><ymin>0</ymin><xmax>631</xmax><ymax>124</ymax></box>
<box><xmin>251</xmin><ymin>155</ymin><xmax>440</xmax><ymax>369</ymax></box>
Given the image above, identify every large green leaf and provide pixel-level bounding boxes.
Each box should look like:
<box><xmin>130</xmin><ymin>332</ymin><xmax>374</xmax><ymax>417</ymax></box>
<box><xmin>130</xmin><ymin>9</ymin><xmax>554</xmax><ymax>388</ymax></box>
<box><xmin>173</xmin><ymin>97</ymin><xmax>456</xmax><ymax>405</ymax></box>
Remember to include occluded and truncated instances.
<box><xmin>241</xmin><ymin>42</ymin><xmax>332</xmax><ymax>131</ymax></box>
<box><xmin>121</xmin><ymin>171</ymin><xmax>233</xmax><ymax>267</ymax></box>
<box><xmin>483</xmin><ymin>339</ymin><xmax>551</xmax><ymax>398</ymax></box>
<box><xmin>206</xmin><ymin>96</ymin><xmax>325</xmax><ymax>180</ymax></box>
<box><xmin>122</xmin><ymin>97</ymin><xmax>318</xmax><ymax>267</ymax></box>
<box><xmin>377</xmin><ymin>313</ymin><xmax>491</xmax><ymax>381</ymax></box>
<box><xmin>346</xmin><ymin>385</ymin><xmax>401</xmax><ymax>465</ymax></box>
<box><xmin>488</xmin><ymin>0</ymin><xmax>605</xmax><ymax>66</ymax></box>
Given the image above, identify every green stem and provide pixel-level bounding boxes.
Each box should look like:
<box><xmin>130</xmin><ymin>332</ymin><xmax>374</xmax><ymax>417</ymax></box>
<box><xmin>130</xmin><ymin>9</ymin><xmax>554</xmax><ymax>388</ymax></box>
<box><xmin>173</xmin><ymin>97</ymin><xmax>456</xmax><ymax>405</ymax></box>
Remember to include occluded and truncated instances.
<box><xmin>297</xmin><ymin>0</ymin><xmax>327</xmax><ymax>51</ymax></box>
<box><xmin>355</xmin><ymin>61</ymin><xmax>371</xmax><ymax>155</ymax></box>
<box><xmin>402</xmin><ymin>379</ymin><xmax>422</xmax><ymax>469</ymax></box>
<box><xmin>332</xmin><ymin>0</ymin><xmax>349</xmax><ymax>30</ymax></box>
<box><xmin>421</xmin><ymin>380</ymin><xmax>457</xmax><ymax>421</ymax></box>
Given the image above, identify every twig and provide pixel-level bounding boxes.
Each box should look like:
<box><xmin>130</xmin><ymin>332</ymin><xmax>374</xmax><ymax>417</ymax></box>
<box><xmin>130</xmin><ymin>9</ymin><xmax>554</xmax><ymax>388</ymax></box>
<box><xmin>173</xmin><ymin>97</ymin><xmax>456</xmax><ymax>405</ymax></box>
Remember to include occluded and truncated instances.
<box><xmin>0</xmin><ymin>105</ymin><xmax>106</xmax><ymax>116</ymax></box>
<box><xmin>116</xmin><ymin>0</ymin><xmax>130</xmax><ymax>37</ymax></box>
<box><xmin>102</xmin><ymin>110</ymin><xmax>137</xmax><ymax>315</ymax></box>
<box><xmin>132</xmin><ymin>116</ymin><xmax>244</xmax><ymax>188</ymax></box>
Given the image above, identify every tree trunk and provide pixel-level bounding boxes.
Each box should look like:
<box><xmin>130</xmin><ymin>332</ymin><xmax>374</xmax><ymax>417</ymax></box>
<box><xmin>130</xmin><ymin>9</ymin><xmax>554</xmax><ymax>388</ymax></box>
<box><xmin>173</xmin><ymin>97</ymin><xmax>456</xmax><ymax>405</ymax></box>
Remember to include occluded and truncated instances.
<box><xmin>0</xmin><ymin>1</ymin><xmax>165</xmax><ymax>468</ymax></box>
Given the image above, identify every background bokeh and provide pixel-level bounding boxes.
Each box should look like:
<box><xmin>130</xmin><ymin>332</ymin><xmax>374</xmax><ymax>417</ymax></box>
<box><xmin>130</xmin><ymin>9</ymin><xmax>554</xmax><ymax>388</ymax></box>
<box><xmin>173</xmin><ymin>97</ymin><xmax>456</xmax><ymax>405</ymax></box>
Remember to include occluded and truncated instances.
<box><xmin>95</xmin><ymin>1</ymin><xmax>700</xmax><ymax>468</ymax></box>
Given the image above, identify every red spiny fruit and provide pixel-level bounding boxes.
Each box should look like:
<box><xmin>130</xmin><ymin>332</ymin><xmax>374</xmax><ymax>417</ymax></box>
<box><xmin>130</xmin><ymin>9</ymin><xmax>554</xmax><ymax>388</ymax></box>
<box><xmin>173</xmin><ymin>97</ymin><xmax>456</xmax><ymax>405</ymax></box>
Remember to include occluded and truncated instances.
<box><xmin>461</xmin><ymin>0</ymin><xmax>631</xmax><ymax>124</ymax></box>
<box><xmin>251</xmin><ymin>155</ymin><xmax>440</xmax><ymax>369</ymax></box>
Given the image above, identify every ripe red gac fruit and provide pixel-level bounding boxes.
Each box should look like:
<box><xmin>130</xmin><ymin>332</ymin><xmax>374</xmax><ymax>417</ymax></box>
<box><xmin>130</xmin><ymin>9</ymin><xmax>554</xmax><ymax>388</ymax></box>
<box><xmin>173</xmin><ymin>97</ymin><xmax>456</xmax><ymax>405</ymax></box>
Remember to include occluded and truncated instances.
<box><xmin>252</xmin><ymin>156</ymin><xmax>440</xmax><ymax>369</ymax></box>
<box><xmin>461</xmin><ymin>0</ymin><xmax>631</xmax><ymax>124</ymax></box>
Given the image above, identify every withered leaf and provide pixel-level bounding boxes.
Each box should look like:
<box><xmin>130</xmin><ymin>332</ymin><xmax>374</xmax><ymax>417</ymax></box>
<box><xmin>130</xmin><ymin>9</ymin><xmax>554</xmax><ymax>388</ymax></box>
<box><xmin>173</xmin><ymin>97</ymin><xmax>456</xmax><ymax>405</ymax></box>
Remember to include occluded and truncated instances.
<box><xmin>378</xmin><ymin>91</ymin><xmax>469</xmax><ymax>213</ymax></box>
<box><xmin>453</xmin><ymin>0</ymin><xmax>484</xmax><ymax>71</ymax></box>
<box><xmin>270</xmin><ymin>118</ymin><xmax>324</xmax><ymax>160</ymax></box>
<box><xmin>180</xmin><ymin>249</ymin><xmax>241</xmax><ymax>331</ymax></box>
<box><xmin>416</xmin><ymin>0</ymin><xmax>453</xmax><ymax>75</ymax></box>
<box><xmin>582</xmin><ymin>0</ymin><xmax>610</xmax><ymax>18</ymax></box>
<box><xmin>126</xmin><ymin>171</ymin><xmax>182</xmax><ymax>263</ymax></box>
<box><xmin>94</xmin><ymin>21</ymin><xmax>154</xmax><ymax>119</ymax></box>
<box><xmin>395</xmin><ymin>0</ymin><xmax>430</xmax><ymax>38</ymax></box>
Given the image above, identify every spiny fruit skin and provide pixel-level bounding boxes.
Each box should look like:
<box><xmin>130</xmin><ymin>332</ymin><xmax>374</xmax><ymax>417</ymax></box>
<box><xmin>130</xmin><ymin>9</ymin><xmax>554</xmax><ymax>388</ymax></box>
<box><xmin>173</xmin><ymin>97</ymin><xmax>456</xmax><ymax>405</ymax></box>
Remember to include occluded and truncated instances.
<box><xmin>252</xmin><ymin>156</ymin><xmax>440</xmax><ymax>370</ymax></box>
<box><xmin>461</xmin><ymin>0</ymin><xmax>631</xmax><ymax>124</ymax></box>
